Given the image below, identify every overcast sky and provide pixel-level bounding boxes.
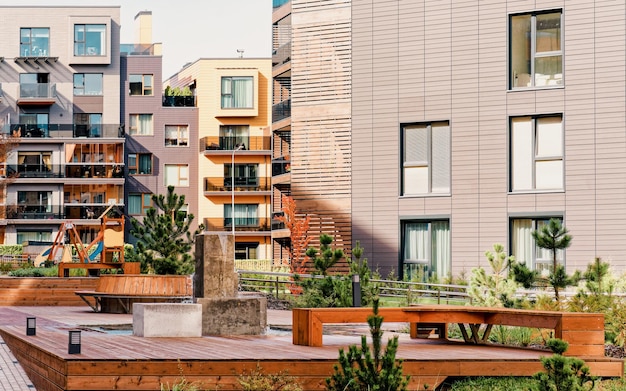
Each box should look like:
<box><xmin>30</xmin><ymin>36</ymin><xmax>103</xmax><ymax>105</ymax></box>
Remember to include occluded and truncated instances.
<box><xmin>0</xmin><ymin>0</ymin><xmax>272</xmax><ymax>78</ymax></box>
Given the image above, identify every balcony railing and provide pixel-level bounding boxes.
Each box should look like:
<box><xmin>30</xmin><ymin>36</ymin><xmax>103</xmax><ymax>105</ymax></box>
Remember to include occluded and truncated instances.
<box><xmin>6</xmin><ymin>204</ymin><xmax>116</xmax><ymax>220</ymax></box>
<box><xmin>203</xmin><ymin>217</ymin><xmax>270</xmax><ymax>232</ymax></box>
<box><xmin>6</xmin><ymin>164</ymin><xmax>124</xmax><ymax>179</ymax></box>
<box><xmin>204</xmin><ymin>136</ymin><xmax>271</xmax><ymax>151</ymax></box>
<box><xmin>4</xmin><ymin>124</ymin><xmax>124</xmax><ymax>138</ymax></box>
<box><xmin>120</xmin><ymin>43</ymin><xmax>161</xmax><ymax>55</ymax></box>
<box><xmin>272</xmin><ymin>158</ymin><xmax>291</xmax><ymax>176</ymax></box>
<box><xmin>19</xmin><ymin>83</ymin><xmax>56</xmax><ymax>99</ymax></box>
<box><xmin>272</xmin><ymin>40</ymin><xmax>291</xmax><ymax>67</ymax></box>
<box><xmin>204</xmin><ymin>177</ymin><xmax>271</xmax><ymax>192</ymax></box>
<box><xmin>162</xmin><ymin>95</ymin><xmax>195</xmax><ymax>107</ymax></box>
<box><xmin>271</xmin><ymin>211</ymin><xmax>286</xmax><ymax>230</ymax></box>
<box><xmin>272</xmin><ymin>99</ymin><xmax>291</xmax><ymax>123</ymax></box>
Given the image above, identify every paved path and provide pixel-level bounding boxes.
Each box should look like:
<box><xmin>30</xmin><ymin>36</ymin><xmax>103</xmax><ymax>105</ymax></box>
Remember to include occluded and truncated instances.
<box><xmin>0</xmin><ymin>336</ymin><xmax>35</xmax><ymax>391</ymax></box>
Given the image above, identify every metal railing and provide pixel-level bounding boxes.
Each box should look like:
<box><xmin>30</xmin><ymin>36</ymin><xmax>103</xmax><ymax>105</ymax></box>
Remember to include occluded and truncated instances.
<box><xmin>4</xmin><ymin>124</ymin><xmax>124</xmax><ymax>138</ymax></box>
<box><xmin>272</xmin><ymin>99</ymin><xmax>291</xmax><ymax>122</ymax></box>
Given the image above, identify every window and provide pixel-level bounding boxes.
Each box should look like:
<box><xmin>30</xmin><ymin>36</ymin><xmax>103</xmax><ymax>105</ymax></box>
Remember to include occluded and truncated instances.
<box><xmin>18</xmin><ymin>113</ymin><xmax>48</xmax><ymax>137</ymax></box>
<box><xmin>74</xmin><ymin>73</ymin><xmax>103</xmax><ymax>95</ymax></box>
<box><xmin>128</xmin><ymin>153</ymin><xmax>153</xmax><ymax>175</ymax></box>
<box><xmin>73</xmin><ymin>113</ymin><xmax>102</xmax><ymax>137</ymax></box>
<box><xmin>511</xmin><ymin>217</ymin><xmax>564</xmax><ymax>271</ymax></box>
<box><xmin>510</xmin><ymin>115</ymin><xmax>563</xmax><ymax>191</ymax></box>
<box><xmin>402</xmin><ymin>121</ymin><xmax>450</xmax><ymax>195</ymax></box>
<box><xmin>129</xmin><ymin>114</ymin><xmax>153</xmax><ymax>136</ymax></box>
<box><xmin>402</xmin><ymin>220</ymin><xmax>450</xmax><ymax>280</ymax></box>
<box><xmin>17</xmin><ymin>152</ymin><xmax>52</xmax><ymax>175</ymax></box>
<box><xmin>225</xmin><ymin>164</ymin><xmax>258</xmax><ymax>187</ymax></box>
<box><xmin>164</xmin><ymin>164</ymin><xmax>189</xmax><ymax>187</ymax></box>
<box><xmin>235</xmin><ymin>242</ymin><xmax>259</xmax><ymax>260</ymax></box>
<box><xmin>511</xmin><ymin>10</ymin><xmax>562</xmax><ymax>88</ymax></box>
<box><xmin>128</xmin><ymin>193</ymin><xmax>152</xmax><ymax>215</ymax></box>
<box><xmin>219</xmin><ymin>125</ymin><xmax>249</xmax><ymax>150</ymax></box>
<box><xmin>165</xmin><ymin>125</ymin><xmax>189</xmax><ymax>146</ymax></box>
<box><xmin>129</xmin><ymin>74</ymin><xmax>153</xmax><ymax>96</ymax></box>
<box><xmin>20</xmin><ymin>28</ymin><xmax>49</xmax><ymax>57</ymax></box>
<box><xmin>17</xmin><ymin>230</ymin><xmax>52</xmax><ymax>244</ymax></box>
<box><xmin>224</xmin><ymin>204</ymin><xmax>258</xmax><ymax>228</ymax></box>
<box><xmin>18</xmin><ymin>191</ymin><xmax>52</xmax><ymax>216</ymax></box>
<box><xmin>221</xmin><ymin>76</ymin><xmax>253</xmax><ymax>108</ymax></box>
<box><xmin>74</xmin><ymin>24</ymin><xmax>106</xmax><ymax>56</ymax></box>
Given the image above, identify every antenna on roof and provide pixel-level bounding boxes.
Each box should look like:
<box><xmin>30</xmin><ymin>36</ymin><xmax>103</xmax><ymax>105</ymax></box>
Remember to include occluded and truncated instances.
<box><xmin>236</xmin><ymin>49</ymin><xmax>244</xmax><ymax>58</ymax></box>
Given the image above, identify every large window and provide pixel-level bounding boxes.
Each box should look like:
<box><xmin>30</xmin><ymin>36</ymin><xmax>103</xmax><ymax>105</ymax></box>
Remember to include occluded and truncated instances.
<box><xmin>129</xmin><ymin>114</ymin><xmax>153</xmax><ymax>136</ymax></box>
<box><xmin>73</xmin><ymin>113</ymin><xmax>102</xmax><ymax>137</ymax></box>
<box><xmin>17</xmin><ymin>230</ymin><xmax>52</xmax><ymax>244</ymax></box>
<box><xmin>129</xmin><ymin>74</ymin><xmax>153</xmax><ymax>96</ymax></box>
<box><xmin>511</xmin><ymin>217</ymin><xmax>564</xmax><ymax>271</ymax></box>
<box><xmin>224</xmin><ymin>164</ymin><xmax>258</xmax><ymax>187</ymax></box>
<box><xmin>221</xmin><ymin>76</ymin><xmax>253</xmax><ymax>108</ymax></box>
<box><xmin>74</xmin><ymin>73</ymin><xmax>103</xmax><ymax>95</ymax></box>
<box><xmin>219</xmin><ymin>125</ymin><xmax>249</xmax><ymax>150</ymax></box>
<box><xmin>402</xmin><ymin>220</ymin><xmax>450</xmax><ymax>280</ymax></box>
<box><xmin>224</xmin><ymin>204</ymin><xmax>258</xmax><ymax>228</ymax></box>
<box><xmin>235</xmin><ymin>242</ymin><xmax>259</xmax><ymax>260</ymax></box>
<box><xmin>402</xmin><ymin>121</ymin><xmax>450</xmax><ymax>195</ymax></box>
<box><xmin>20</xmin><ymin>28</ymin><xmax>49</xmax><ymax>57</ymax></box>
<box><xmin>128</xmin><ymin>153</ymin><xmax>152</xmax><ymax>175</ymax></box>
<box><xmin>164</xmin><ymin>164</ymin><xmax>189</xmax><ymax>187</ymax></box>
<box><xmin>17</xmin><ymin>152</ymin><xmax>52</xmax><ymax>175</ymax></box>
<box><xmin>19</xmin><ymin>73</ymin><xmax>50</xmax><ymax>98</ymax></box>
<box><xmin>510</xmin><ymin>115</ymin><xmax>563</xmax><ymax>192</ymax></box>
<box><xmin>510</xmin><ymin>10</ymin><xmax>562</xmax><ymax>88</ymax></box>
<box><xmin>74</xmin><ymin>24</ymin><xmax>106</xmax><ymax>56</ymax></box>
<box><xmin>128</xmin><ymin>193</ymin><xmax>152</xmax><ymax>215</ymax></box>
<box><xmin>18</xmin><ymin>113</ymin><xmax>48</xmax><ymax>137</ymax></box>
<box><xmin>18</xmin><ymin>191</ymin><xmax>52</xmax><ymax>216</ymax></box>
<box><xmin>165</xmin><ymin>125</ymin><xmax>189</xmax><ymax>147</ymax></box>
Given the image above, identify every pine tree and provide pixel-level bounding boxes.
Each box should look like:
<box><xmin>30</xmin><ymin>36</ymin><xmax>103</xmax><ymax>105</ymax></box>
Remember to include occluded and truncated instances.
<box><xmin>128</xmin><ymin>186</ymin><xmax>204</xmax><ymax>275</ymax></box>
<box><xmin>531</xmin><ymin>219</ymin><xmax>574</xmax><ymax>302</ymax></box>
<box><xmin>326</xmin><ymin>298</ymin><xmax>410</xmax><ymax>391</ymax></box>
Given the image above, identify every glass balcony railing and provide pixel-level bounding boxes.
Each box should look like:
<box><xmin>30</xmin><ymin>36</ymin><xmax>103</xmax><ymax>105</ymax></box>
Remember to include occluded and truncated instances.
<box><xmin>204</xmin><ymin>136</ymin><xmax>271</xmax><ymax>151</ymax></box>
<box><xmin>6</xmin><ymin>163</ymin><xmax>124</xmax><ymax>179</ymax></box>
<box><xmin>204</xmin><ymin>177</ymin><xmax>271</xmax><ymax>192</ymax></box>
<box><xmin>272</xmin><ymin>99</ymin><xmax>291</xmax><ymax>123</ymax></box>
<box><xmin>6</xmin><ymin>204</ymin><xmax>116</xmax><ymax>220</ymax></box>
<box><xmin>19</xmin><ymin>83</ymin><xmax>55</xmax><ymax>99</ymax></box>
<box><xmin>203</xmin><ymin>217</ymin><xmax>270</xmax><ymax>232</ymax></box>
<box><xmin>3</xmin><ymin>124</ymin><xmax>124</xmax><ymax>138</ymax></box>
<box><xmin>162</xmin><ymin>95</ymin><xmax>195</xmax><ymax>107</ymax></box>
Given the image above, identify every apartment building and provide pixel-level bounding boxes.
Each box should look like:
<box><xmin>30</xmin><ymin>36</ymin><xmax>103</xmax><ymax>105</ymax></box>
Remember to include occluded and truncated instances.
<box><xmin>0</xmin><ymin>6</ymin><xmax>124</xmax><ymax>247</ymax></box>
<box><xmin>121</xmin><ymin>11</ymin><xmax>199</xmax><ymax>238</ymax></box>
<box><xmin>271</xmin><ymin>0</ymin><xmax>352</xmax><ymax>268</ymax></box>
<box><xmin>352</xmin><ymin>1</ymin><xmax>626</xmax><ymax>278</ymax></box>
<box><xmin>166</xmin><ymin>58</ymin><xmax>273</xmax><ymax>261</ymax></box>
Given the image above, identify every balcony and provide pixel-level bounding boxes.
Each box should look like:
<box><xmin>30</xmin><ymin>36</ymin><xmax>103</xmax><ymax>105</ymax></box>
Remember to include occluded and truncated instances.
<box><xmin>120</xmin><ymin>43</ymin><xmax>162</xmax><ymax>56</ymax></box>
<box><xmin>204</xmin><ymin>177</ymin><xmax>271</xmax><ymax>194</ymax></box>
<box><xmin>17</xmin><ymin>83</ymin><xmax>56</xmax><ymax>105</ymax></box>
<box><xmin>162</xmin><ymin>95</ymin><xmax>195</xmax><ymax>107</ymax></box>
<box><xmin>203</xmin><ymin>217</ymin><xmax>270</xmax><ymax>232</ymax></box>
<box><xmin>64</xmin><ymin>204</ymin><xmax>114</xmax><ymax>220</ymax></box>
<box><xmin>6</xmin><ymin>164</ymin><xmax>124</xmax><ymax>179</ymax></box>
<box><xmin>272</xmin><ymin>99</ymin><xmax>291</xmax><ymax>123</ymax></box>
<box><xmin>7</xmin><ymin>204</ymin><xmax>63</xmax><ymax>220</ymax></box>
<box><xmin>203</xmin><ymin>136</ymin><xmax>271</xmax><ymax>153</ymax></box>
<box><xmin>4</xmin><ymin>124</ymin><xmax>124</xmax><ymax>139</ymax></box>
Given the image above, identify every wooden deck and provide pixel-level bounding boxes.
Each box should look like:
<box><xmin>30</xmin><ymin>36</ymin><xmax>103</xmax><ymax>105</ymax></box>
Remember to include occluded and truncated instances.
<box><xmin>0</xmin><ymin>306</ymin><xmax>622</xmax><ymax>391</ymax></box>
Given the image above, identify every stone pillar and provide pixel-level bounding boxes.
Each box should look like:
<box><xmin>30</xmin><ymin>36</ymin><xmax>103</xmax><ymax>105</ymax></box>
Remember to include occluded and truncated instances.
<box><xmin>194</xmin><ymin>233</ymin><xmax>267</xmax><ymax>335</ymax></box>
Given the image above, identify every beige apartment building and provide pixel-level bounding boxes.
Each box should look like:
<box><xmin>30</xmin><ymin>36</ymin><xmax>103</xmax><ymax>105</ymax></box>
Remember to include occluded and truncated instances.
<box><xmin>275</xmin><ymin>0</ymin><xmax>626</xmax><ymax>279</ymax></box>
<box><xmin>166</xmin><ymin>59</ymin><xmax>273</xmax><ymax>261</ymax></box>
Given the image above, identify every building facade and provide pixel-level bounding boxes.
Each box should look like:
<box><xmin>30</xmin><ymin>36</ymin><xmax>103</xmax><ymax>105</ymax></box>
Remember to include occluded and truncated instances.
<box><xmin>352</xmin><ymin>1</ymin><xmax>626</xmax><ymax>278</ymax></box>
<box><xmin>166</xmin><ymin>58</ymin><xmax>273</xmax><ymax>261</ymax></box>
<box><xmin>0</xmin><ymin>6</ymin><xmax>124</xmax><ymax>248</ymax></box>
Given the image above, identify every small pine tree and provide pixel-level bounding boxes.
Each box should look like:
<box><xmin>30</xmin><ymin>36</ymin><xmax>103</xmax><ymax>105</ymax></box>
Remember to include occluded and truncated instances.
<box><xmin>305</xmin><ymin>233</ymin><xmax>344</xmax><ymax>275</ymax></box>
<box><xmin>326</xmin><ymin>298</ymin><xmax>410</xmax><ymax>391</ymax></box>
<box><xmin>128</xmin><ymin>186</ymin><xmax>204</xmax><ymax>275</ymax></box>
<box><xmin>532</xmin><ymin>219</ymin><xmax>573</xmax><ymax>302</ymax></box>
<box><xmin>533</xmin><ymin>338</ymin><xmax>597</xmax><ymax>391</ymax></box>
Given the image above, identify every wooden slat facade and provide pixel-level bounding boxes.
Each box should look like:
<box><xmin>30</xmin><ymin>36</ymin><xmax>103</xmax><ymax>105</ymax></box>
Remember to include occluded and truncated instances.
<box><xmin>0</xmin><ymin>277</ymin><xmax>98</xmax><ymax>306</ymax></box>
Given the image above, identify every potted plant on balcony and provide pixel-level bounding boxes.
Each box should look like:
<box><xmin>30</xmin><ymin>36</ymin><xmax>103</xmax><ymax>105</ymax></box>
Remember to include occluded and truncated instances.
<box><xmin>163</xmin><ymin>86</ymin><xmax>193</xmax><ymax>107</ymax></box>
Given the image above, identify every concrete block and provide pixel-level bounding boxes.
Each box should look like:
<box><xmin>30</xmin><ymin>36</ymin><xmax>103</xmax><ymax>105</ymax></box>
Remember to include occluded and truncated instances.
<box><xmin>133</xmin><ymin>303</ymin><xmax>202</xmax><ymax>337</ymax></box>
<box><xmin>194</xmin><ymin>233</ymin><xmax>238</xmax><ymax>298</ymax></box>
<box><xmin>198</xmin><ymin>295</ymin><xmax>267</xmax><ymax>335</ymax></box>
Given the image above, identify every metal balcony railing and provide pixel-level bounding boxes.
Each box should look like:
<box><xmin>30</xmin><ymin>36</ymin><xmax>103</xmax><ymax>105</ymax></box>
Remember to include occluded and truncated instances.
<box><xmin>6</xmin><ymin>164</ymin><xmax>63</xmax><ymax>178</ymax></box>
<box><xmin>162</xmin><ymin>95</ymin><xmax>196</xmax><ymax>107</ymax></box>
<box><xmin>272</xmin><ymin>158</ymin><xmax>291</xmax><ymax>176</ymax></box>
<box><xmin>5</xmin><ymin>124</ymin><xmax>124</xmax><ymax>138</ymax></box>
<box><xmin>204</xmin><ymin>136</ymin><xmax>271</xmax><ymax>151</ymax></box>
<box><xmin>6</xmin><ymin>204</ymin><xmax>117</xmax><ymax>220</ymax></box>
<box><xmin>272</xmin><ymin>99</ymin><xmax>291</xmax><ymax>123</ymax></box>
<box><xmin>203</xmin><ymin>217</ymin><xmax>271</xmax><ymax>232</ymax></box>
<box><xmin>204</xmin><ymin>177</ymin><xmax>271</xmax><ymax>192</ymax></box>
<box><xmin>6</xmin><ymin>164</ymin><xmax>124</xmax><ymax>179</ymax></box>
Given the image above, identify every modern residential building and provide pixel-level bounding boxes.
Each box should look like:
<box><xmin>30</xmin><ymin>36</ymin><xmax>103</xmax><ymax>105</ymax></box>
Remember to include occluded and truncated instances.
<box><xmin>271</xmin><ymin>0</ymin><xmax>352</xmax><ymax>269</ymax></box>
<box><xmin>121</xmin><ymin>11</ymin><xmax>199</xmax><ymax>238</ymax></box>
<box><xmin>165</xmin><ymin>58</ymin><xmax>273</xmax><ymax>262</ymax></box>
<box><xmin>0</xmin><ymin>6</ymin><xmax>124</xmax><ymax>247</ymax></box>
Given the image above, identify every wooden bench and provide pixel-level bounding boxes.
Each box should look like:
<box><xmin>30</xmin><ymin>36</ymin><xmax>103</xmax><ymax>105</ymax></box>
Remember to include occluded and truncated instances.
<box><xmin>292</xmin><ymin>305</ymin><xmax>605</xmax><ymax>357</ymax></box>
<box><xmin>75</xmin><ymin>274</ymin><xmax>193</xmax><ymax>314</ymax></box>
<box><xmin>58</xmin><ymin>261</ymin><xmax>140</xmax><ymax>277</ymax></box>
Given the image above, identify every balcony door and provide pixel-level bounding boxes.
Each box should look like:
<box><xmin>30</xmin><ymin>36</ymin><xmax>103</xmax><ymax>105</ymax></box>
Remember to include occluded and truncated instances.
<box><xmin>19</xmin><ymin>113</ymin><xmax>48</xmax><ymax>137</ymax></box>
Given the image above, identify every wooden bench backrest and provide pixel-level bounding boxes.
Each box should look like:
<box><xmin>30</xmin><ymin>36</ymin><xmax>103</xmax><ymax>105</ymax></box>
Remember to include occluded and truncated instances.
<box><xmin>95</xmin><ymin>275</ymin><xmax>192</xmax><ymax>296</ymax></box>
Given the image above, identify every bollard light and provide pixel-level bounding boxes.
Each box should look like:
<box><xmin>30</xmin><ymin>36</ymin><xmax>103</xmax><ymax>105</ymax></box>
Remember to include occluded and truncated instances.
<box><xmin>68</xmin><ymin>330</ymin><xmax>81</xmax><ymax>354</ymax></box>
<box><xmin>26</xmin><ymin>317</ymin><xmax>36</xmax><ymax>336</ymax></box>
<box><xmin>352</xmin><ymin>274</ymin><xmax>361</xmax><ymax>307</ymax></box>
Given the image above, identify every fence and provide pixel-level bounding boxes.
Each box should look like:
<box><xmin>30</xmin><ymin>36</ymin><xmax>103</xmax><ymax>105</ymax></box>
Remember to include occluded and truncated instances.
<box><xmin>236</xmin><ymin>270</ymin><xmax>471</xmax><ymax>305</ymax></box>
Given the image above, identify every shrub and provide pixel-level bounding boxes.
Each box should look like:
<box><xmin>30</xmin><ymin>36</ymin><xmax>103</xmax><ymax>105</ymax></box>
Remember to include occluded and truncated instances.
<box><xmin>238</xmin><ymin>363</ymin><xmax>303</xmax><ymax>391</ymax></box>
<box><xmin>0</xmin><ymin>245</ymin><xmax>23</xmax><ymax>255</ymax></box>
<box><xmin>533</xmin><ymin>338</ymin><xmax>597</xmax><ymax>391</ymax></box>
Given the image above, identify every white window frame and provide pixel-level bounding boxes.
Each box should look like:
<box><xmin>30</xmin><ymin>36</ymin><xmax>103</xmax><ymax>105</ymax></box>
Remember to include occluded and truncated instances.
<box><xmin>402</xmin><ymin>219</ymin><xmax>450</xmax><ymax>280</ymax></box>
<box><xmin>165</xmin><ymin>125</ymin><xmax>189</xmax><ymax>147</ymax></box>
<box><xmin>164</xmin><ymin>164</ymin><xmax>189</xmax><ymax>187</ymax></box>
<box><xmin>402</xmin><ymin>122</ymin><xmax>450</xmax><ymax>195</ymax></box>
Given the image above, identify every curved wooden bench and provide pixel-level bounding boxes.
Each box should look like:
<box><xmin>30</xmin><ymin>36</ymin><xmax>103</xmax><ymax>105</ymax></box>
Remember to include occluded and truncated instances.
<box><xmin>75</xmin><ymin>274</ymin><xmax>193</xmax><ymax>313</ymax></box>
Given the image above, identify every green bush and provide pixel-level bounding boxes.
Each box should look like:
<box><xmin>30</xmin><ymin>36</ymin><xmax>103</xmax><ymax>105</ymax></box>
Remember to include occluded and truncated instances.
<box><xmin>0</xmin><ymin>245</ymin><xmax>23</xmax><ymax>255</ymax></box>
<box><xmin>449</xmin><ymin>377</ymin><xmax>537</xmax><ymax>390</ymax></box>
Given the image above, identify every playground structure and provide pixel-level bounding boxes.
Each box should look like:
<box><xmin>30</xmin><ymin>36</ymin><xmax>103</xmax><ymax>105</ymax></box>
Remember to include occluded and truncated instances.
<box><xmin>33</xmin><ymin>205</ymin><xmax>137</xmax><ymax>276</ymax></box>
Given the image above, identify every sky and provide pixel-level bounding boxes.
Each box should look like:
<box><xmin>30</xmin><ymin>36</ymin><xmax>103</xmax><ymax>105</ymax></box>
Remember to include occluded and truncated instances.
<box><xmin>0</xmin><ymin>0</ymin><xmax>272</xmax><ymax>78</ymax></box>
